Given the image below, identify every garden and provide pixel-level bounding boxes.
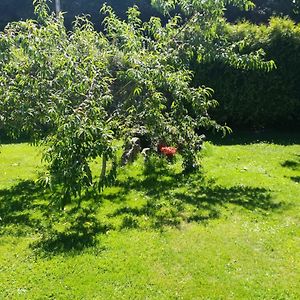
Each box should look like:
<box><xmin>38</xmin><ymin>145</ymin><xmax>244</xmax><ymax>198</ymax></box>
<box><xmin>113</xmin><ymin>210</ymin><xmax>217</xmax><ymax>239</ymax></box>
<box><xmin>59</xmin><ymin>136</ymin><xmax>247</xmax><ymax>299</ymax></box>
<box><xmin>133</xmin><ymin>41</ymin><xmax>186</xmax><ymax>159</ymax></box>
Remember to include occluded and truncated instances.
<box><xmin>0</xmin><ymin>0</ymin><xmax>299</xmax><ymax>299</ymax></box>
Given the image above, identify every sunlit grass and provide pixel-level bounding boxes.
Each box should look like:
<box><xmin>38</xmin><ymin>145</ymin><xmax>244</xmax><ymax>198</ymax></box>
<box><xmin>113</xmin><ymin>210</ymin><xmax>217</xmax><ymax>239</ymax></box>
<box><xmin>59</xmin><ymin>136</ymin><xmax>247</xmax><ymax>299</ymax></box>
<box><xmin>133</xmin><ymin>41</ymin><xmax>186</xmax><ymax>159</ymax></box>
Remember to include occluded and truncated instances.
<box><xmin>0</xmin><ymin>144</ymin><xmax>43</xmax><ymax>189</ymax></box>
<box><xmin>0</xmin><ymin>138</ymin><xmax>300</xmax><ymax>299</ymax></box>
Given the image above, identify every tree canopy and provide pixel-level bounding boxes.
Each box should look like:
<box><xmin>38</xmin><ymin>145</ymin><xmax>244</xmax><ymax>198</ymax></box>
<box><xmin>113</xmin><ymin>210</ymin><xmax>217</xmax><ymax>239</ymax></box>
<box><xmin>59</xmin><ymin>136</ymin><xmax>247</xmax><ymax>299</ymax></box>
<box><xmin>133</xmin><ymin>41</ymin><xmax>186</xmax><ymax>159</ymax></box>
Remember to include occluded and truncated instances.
<box><xmin>0</xmin><ymin>0</ymin><xmax>274</xmax><ymax>208</ymax></box>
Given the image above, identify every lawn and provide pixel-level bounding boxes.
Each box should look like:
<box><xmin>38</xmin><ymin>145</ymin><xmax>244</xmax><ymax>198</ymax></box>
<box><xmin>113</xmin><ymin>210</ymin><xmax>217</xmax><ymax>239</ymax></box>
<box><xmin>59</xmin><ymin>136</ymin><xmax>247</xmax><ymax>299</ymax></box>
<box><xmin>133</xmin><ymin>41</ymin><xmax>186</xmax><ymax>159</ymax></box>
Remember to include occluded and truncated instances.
<box><xmin>0</xmin><ymin>134</ymin><xmax>300</xmax><ymax>299</ymax></box>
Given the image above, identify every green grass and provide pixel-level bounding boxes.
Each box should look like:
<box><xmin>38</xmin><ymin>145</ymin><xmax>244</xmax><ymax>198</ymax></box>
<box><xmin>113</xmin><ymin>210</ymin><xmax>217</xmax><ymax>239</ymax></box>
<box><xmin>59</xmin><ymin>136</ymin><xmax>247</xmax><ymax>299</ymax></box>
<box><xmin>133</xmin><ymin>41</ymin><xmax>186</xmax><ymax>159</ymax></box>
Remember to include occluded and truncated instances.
<box><xmin>0</xmin><ymin>137</ymin><xmax>300</xmax><ymax>299</ymax></box>
<box><xmin>0</xmin><ymin>143</ymin><xmax>43</xmax><ymax>189</ymax></box>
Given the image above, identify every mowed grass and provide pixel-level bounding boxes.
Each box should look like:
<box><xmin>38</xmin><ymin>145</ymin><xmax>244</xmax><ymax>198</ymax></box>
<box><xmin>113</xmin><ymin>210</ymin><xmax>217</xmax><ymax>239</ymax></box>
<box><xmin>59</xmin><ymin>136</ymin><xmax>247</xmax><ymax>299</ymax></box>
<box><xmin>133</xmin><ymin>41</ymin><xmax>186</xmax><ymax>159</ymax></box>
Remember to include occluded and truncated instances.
<box><xmin>0</xmin><ymin>136</ymin><xmax>300</xmax><ymax>299</ymax></box>
<box><xmin>0</xmin><ymin>143</ymin><xmax>43</xmax><ymax>189</ymax></box>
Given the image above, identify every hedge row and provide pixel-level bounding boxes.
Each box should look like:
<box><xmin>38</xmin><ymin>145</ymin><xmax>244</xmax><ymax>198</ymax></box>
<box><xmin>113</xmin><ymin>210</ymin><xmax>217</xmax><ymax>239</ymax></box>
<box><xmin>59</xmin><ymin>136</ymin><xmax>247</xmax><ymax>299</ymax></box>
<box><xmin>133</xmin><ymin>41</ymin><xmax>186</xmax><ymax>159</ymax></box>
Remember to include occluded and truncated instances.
<box><xmin>193</xmin><ymin>17</ymin><xmax>300</xmax><ymax>129</ymax></box>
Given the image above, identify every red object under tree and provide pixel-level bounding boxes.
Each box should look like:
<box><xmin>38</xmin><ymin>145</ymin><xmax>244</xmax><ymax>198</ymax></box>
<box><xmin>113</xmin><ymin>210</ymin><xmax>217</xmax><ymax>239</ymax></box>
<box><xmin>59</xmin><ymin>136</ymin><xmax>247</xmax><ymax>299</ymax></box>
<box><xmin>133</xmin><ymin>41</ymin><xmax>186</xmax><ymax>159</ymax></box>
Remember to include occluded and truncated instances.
<box><xmin>159</xmin><ymin>145</ymin><xmax>177</xmax><ymax>157</ymax></box>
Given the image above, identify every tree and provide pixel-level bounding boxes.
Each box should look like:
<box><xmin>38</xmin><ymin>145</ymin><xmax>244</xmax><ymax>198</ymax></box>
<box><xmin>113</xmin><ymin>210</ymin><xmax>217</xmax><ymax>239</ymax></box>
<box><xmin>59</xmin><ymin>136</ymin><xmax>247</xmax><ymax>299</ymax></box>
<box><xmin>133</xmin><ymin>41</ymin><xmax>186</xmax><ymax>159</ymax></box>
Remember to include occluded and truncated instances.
<box><xmin>0</xmin><ymin>0</ymin><xmax>274</xmax><ymax>208</ymax></box>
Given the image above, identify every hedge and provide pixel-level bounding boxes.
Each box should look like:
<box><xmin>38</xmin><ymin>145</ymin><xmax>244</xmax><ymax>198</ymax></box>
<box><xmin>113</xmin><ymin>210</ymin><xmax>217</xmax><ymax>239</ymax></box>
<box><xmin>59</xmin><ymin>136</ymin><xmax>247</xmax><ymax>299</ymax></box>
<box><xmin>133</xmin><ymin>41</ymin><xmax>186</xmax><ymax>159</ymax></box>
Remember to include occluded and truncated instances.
<box><xmin>193</xmin><ymin>17</ymin><xmax>300</xmax><ymax>129</ymax></box>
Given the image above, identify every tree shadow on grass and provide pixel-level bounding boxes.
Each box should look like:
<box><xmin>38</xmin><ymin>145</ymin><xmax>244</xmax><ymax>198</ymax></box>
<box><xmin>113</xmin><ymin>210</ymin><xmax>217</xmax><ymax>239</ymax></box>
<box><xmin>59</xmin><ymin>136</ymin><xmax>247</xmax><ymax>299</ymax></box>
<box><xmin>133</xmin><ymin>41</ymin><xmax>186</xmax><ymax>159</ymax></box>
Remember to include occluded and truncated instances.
<box><xmin>31</xmin><ymin>206</ymin><xmax>110</xmax><ymax>255</ymax></box>
<box><xmin>108</xmin><ymin>161</ymin><xmax>284</xmax><ymax>229</ymax></box>
<box><xmin>0</xmin><ymin>180</ymin><xmax>49</xmax><ymax>232</ymax></box>
<box><xmin>281</xmin><ymin>154</ymin><xmax>300</xmax><ymax>183</ymax></box>
<box><xmin>281</xmin><ymin>155</ymin><xmax>300</xmax><ymax>171</ymax></box>
<box><xmin>0</xmin><ymin>181</ymin><xmax>108</xmax><ymax>254</ymax></box>
<box><xmin>0</xmin><ymin>161</ymin><xmax>285</xmax><ymax>253</ymax></box>
<box><xmin>290</xmin><ymin>176</ymin><xmax>300</xmax><ymax>183</ymax></box>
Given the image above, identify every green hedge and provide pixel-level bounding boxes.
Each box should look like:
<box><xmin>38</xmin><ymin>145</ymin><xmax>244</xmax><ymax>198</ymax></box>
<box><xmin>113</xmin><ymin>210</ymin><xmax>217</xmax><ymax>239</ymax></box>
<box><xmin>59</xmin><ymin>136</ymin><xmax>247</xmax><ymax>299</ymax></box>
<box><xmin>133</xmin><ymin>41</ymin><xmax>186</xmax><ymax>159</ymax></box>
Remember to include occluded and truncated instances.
<box><xmin>193</xmin><ymin>17</ymin><xmax>300</xmax><ymax>129</ymax></box>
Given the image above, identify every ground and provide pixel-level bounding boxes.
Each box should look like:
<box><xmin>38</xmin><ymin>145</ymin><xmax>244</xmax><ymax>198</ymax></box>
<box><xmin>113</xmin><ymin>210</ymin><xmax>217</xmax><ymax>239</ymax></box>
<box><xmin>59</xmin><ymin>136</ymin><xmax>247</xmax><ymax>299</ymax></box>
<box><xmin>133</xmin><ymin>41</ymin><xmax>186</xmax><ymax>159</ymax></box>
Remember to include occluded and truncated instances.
<box><xmin>0</xmin><ymin>133</ymin><xmax>299</xmax><ymax>299</ymax></box>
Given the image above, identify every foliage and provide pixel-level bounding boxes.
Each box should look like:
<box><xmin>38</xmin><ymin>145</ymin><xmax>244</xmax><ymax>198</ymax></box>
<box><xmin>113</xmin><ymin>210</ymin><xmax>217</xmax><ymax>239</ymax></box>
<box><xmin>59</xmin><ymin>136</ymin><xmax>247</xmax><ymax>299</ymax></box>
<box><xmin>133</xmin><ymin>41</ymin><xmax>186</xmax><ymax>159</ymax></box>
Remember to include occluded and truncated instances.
<box><xmin>193</xmin><ymin>17</ymin><xmax>300</xmax><ymax>128</ymax></box>
<box><xmin>1</xmin><ymin>0</ymin><xmax>300</xmax><ymax>33</ymax></box>
<box><xmin>0</xmin><ymin>0</ymin><xmax>274</xmax><ymax>207</ymax></box>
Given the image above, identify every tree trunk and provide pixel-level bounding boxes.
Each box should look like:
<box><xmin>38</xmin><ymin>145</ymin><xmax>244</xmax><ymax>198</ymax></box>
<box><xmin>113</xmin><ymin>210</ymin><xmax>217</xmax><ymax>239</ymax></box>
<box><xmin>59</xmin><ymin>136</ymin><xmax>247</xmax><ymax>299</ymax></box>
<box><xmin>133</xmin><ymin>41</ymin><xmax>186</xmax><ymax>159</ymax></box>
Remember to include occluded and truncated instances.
<box><xmin>100</xmin><ymin>155</ymin><xmax>107</xmax><ymax>181</ymax></box>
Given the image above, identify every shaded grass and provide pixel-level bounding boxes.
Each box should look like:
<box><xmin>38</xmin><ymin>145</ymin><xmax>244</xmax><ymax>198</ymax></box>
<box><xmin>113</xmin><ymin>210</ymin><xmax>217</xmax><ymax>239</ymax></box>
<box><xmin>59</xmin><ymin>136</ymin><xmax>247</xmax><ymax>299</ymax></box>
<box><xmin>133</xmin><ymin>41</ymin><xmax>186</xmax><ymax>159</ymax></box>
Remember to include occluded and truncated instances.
<box><xmin>0</xmin><ymin>140</ymin><xmax>300</xmax><ymax>299</ymax></box>
<box><xmin>106</xmin><ymin>163</ymin><xmax>281</xmax><ymax>228</ymax></box>
<box><xmin>207</xmin><ymin>129</ymin><xmax>300</xmax><ymax>146</ymax></box>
